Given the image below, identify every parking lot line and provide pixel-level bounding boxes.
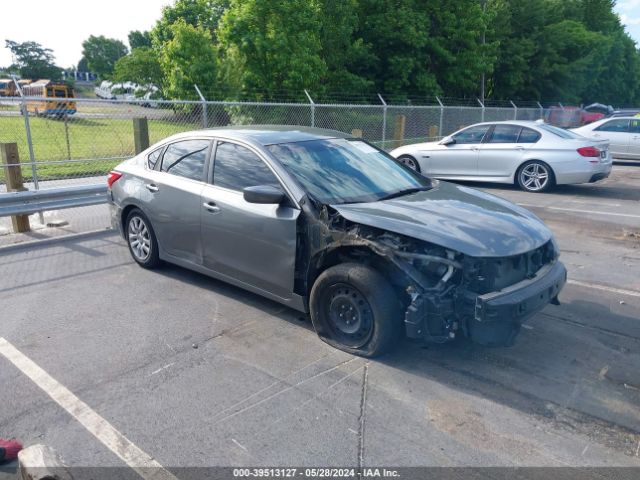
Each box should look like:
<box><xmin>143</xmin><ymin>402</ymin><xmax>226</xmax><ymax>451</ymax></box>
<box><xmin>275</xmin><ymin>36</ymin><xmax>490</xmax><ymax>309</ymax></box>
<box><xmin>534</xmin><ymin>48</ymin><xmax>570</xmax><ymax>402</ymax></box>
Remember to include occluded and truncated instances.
<box><xmin>567</xmin><ymin>279</ymin><xmax>640</xmax><ymax>298</ymax></box>
<box><xmin>0</xmin><ymin>337</ymin><xmax>177</xmax><ymax>480</ymax></box>
<box><xmin>517</xmin><ymin>204</ymin><xmax>640</xmax><ymax>219</ymax></box>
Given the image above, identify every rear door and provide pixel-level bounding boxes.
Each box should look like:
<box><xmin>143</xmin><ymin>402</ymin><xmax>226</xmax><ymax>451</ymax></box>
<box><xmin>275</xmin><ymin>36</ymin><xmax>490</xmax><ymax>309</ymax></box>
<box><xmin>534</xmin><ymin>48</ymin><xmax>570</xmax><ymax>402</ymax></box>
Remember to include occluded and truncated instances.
<box><xmin>428</xmin><ymin>125</ymin><xmax>491</xmax><ymax>177</ymax></box>
<box><xmin>200</xmin><ymin>140</ymin><xmax>300</xmax><ymax>299</ymax></box>
<box><xmin>478</xmin><ymin>124</ymin><xmax>538</xmax><ymax>178</ymax></box>
<box><xmin>628</xmin><ymin>119</ymin><xmax>640</xmax><ymax>159</ymax></box>
<box><xmin>143</xmin><ymin>138</ymin><xmax>211</xmax><ymax>264</ymax></box>
<box><xmin>591</xmin><ymin>119</ymin><xmax>630</xmax><ymax>157</ymax></box>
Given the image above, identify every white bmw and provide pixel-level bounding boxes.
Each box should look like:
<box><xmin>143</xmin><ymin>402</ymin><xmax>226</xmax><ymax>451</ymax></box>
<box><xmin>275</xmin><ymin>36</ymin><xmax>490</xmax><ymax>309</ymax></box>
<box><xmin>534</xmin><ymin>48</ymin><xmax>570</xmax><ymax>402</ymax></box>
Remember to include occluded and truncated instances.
<box><xmin>390</xmin><ymin>121</ymin><xmax>613</xmax><ymax>192</ymax></box>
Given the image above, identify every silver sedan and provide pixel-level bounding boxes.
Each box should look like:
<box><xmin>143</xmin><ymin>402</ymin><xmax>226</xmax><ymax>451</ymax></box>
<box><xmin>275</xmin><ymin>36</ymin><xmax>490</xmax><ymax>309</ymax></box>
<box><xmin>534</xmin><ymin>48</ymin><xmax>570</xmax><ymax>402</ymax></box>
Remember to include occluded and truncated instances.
<box><xmin>390</xmin><ymin>121</ymin><xmax>612</xmax><ymax>192</ymax></box>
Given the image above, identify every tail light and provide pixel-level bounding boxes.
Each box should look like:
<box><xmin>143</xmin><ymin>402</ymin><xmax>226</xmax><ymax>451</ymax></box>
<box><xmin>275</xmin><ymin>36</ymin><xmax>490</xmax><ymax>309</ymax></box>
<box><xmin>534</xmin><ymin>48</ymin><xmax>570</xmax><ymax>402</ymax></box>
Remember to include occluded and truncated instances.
<box><xmin>577</xmin><ymin>146</ymin><xmax>600</xmax><ymax>157</ymax></box>
<box><xmin>107</xmin><ymin>171</ymin><xmax>122</xmax><ymax>188</ymax></box>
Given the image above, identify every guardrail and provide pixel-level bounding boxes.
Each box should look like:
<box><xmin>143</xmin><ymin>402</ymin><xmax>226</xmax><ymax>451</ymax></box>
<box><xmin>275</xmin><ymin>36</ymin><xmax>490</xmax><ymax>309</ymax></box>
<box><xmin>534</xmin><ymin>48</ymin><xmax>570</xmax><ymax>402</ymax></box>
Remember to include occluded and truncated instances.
<box><xmin>0</xmin><ymin>184</ymin><xmax>108</xmax><ymax>217</ymax></box>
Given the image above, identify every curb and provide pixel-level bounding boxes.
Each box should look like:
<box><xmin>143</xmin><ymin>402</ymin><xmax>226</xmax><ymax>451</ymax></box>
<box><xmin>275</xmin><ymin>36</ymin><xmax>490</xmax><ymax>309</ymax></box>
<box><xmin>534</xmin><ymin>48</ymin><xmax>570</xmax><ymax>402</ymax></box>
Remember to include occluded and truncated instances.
<box><xmin>18</xmin><ymin>444</ymin><xmax>73</xmax><ymax>480</ymax></box>
<box><xmin>0</xmin><ymin>228</ymin><xmax>117</xmax><ymax>255</ymax></box>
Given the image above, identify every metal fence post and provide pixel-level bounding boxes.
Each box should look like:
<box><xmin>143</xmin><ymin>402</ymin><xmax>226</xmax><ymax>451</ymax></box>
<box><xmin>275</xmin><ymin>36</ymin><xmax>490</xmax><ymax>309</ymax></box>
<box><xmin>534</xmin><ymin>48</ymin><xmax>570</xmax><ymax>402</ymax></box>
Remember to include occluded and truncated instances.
<box><xmin>378</xmin><ymin>93</ymin><xmax>387</xmax><ymax>146</ymax></box>
<box><xmin>133</xmin><ymin>118</ymin><xmax>150</xmax><ymax>154</ymax></box>
<box><xmin>13</xmin><ymin>76</ymin><xmax>44</xmax><ymax>224</ymax></box>
<box><xmin>1</xmin><ymin>143</ymin><xmax>30</xmax><ymax>232</ymax></box>
<box><xmin>477</xmin><ymin>98</ymin><xmax>485</xmax><ymax>122</ymax></box>
<box><xmin>194</xmin><ymin>84</ymin><xmax>208</xmax><ymax>128</ymax></box>
<box><xmin>537</xmin><ymin>101</ymin><xmax>544</xmax><ymax>120</ymax></box>
<box><xmin>510</xmin><ymin>100</ymin><xmax>518</xmax><ymax>120</ymax></box>
<box><xmin>304</xmin><ymin>90</ymin><xmax>315</xmax><ymax>127</ymax></box>
<box><xmin>436</xmin><ymin>96</ymin><xmax>444</xmax><ymax>138</ymax></box>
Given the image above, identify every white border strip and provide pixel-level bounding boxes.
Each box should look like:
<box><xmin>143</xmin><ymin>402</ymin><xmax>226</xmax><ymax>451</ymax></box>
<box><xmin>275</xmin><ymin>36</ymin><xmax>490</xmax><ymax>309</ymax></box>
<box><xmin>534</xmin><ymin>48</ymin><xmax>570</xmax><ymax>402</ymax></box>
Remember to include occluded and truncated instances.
<box><xmin>0</xmin><ymin>338</ymin><xmax>177</xmax><ymax>480</ymax></box>
<box><xmin>568</xmin><ymin>279</ymin><xmax>640</xmax><ymax>299</ymax></box>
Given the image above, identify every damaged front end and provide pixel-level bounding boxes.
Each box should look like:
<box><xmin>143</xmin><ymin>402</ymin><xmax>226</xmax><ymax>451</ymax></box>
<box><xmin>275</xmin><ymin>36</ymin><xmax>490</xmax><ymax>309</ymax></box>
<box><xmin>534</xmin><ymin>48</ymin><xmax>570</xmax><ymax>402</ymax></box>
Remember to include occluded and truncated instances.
<box><xmin>302</xmin><ymin>203</ymin><xmax>566</xmax><ymax>348</ymax></box>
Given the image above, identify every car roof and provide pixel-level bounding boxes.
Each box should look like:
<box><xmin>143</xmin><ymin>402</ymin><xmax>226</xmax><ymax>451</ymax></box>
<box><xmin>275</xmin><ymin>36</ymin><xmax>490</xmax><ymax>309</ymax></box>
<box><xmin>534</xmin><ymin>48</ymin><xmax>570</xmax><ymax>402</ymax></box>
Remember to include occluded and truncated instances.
<box><xmin>163</xmin><ymin>125</ymin><xmax>354</xmax><ymax>146</ymax></box>
<box><xmin>472</xmin><ymin>120</ymin><xmax>542</xmax><ymax>128</ymax></box>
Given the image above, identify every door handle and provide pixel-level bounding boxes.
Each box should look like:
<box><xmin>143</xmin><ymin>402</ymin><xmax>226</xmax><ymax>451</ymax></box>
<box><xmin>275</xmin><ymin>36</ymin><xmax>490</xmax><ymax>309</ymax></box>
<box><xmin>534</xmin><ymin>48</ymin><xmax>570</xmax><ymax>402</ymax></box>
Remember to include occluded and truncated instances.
<box><xmin>516</xmin><ymin>146</ymin><xmax>525</xmax><ymax>150</ymax></box>
<box><xmin>203</xmin><ymin>201</ymin><xmax>220</xmax><ymax>213</ymax></box>
<box><xmin>145</xmin><ymin>183</ymin><xmax>159</xmax><ymax>193</ymax></box>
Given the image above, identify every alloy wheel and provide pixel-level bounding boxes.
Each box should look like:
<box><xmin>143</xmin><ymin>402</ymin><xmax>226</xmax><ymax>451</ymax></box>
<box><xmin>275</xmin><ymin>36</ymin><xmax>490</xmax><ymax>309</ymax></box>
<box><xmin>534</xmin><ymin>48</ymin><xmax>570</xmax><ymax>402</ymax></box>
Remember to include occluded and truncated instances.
<box><xmin>520</xmin><ymin>163</ymin><xmax>550</xmax><ymax>192</ymax></box>
<box><xmin>128</xmin><ymin>216</ymin><xmax>151</xmax><ymax>261</ymax></box>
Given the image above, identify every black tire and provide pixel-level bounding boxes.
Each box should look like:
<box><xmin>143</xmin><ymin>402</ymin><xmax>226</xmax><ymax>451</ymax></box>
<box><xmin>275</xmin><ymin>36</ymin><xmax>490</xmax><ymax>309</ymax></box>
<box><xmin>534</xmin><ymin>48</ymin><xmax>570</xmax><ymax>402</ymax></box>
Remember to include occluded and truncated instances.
<box><xmin>309</xmin><ymin>263</ymin><xmax>403</xmax><ymax>357</ymax></box>
<box><xmin>516</xmin><ymin>160</ymin><xmax>555</xmax><ymax>192</ymax></box>
<box><xmin>125</xmin><ymin>208</ymin><xmax>160</xmax><ymax>269</ymax></box>
<box><xmin>397</xmin><ymin>155</ymin><xmax>421</xmax><ymax>172</ymax></box>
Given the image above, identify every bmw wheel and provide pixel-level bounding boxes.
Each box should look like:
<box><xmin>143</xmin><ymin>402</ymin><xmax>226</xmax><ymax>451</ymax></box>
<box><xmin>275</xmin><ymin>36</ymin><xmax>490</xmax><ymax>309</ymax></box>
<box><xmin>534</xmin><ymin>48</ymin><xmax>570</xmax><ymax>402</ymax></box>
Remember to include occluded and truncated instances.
<box><xmin>126</xmin><ymin>209</ymin><xmax>160</xmax><ymax>268</ymax></box>
<box><xmin>517</xmin><ymin>161</ymin><xmax>554</xmax><ymax>193</ymax></box>
<box><xmin>397</xmin><ymin>155</ymin><xmax>421</xmax><ymax>172</ymax></box>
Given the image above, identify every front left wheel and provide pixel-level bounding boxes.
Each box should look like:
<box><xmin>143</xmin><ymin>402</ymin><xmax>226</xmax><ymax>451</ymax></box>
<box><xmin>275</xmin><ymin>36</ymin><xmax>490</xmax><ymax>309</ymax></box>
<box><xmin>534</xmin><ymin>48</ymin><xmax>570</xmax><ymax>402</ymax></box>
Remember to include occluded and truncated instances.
<box><xmin>309</xmin><ymin>263</ymin><xmax>403</xmax><ymax>357</ymax></box>
<box><xmin>126</xmin><ymin>209</ymin><xmax>160</xmax><ymax>269</ymax></box>
<box><xmin>397</xmin><ymin>155</ymin><xmax>421</xmax><ymax>172</ymax></box>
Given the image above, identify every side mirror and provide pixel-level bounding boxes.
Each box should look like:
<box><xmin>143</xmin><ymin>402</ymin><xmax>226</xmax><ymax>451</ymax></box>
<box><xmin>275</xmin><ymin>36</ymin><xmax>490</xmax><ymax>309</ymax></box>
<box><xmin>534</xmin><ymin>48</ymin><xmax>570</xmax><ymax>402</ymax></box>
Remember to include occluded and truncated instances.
<box><xmin>440</xmin><ymin>136</ymin><xmax>456</xmax><ymax>146</ymax></box>
<box><xmin>243</xmin><ymin>185</ymin><xmax>285</xmax><ymax>204</ymax></box>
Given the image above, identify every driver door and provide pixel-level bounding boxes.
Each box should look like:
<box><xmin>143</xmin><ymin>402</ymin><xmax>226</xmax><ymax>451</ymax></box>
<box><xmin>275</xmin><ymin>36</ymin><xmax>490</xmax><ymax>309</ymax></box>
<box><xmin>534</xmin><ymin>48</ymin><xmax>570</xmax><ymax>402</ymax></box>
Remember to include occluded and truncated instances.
<box><xmin>200</xmin><ymin>140</ymin><xmax>300</xmax><ymax>299</ymax></box>
<box><xmin>427</xmin><ymin>125</ymin><xmax>491</xmax><ymax>177</ymax></box>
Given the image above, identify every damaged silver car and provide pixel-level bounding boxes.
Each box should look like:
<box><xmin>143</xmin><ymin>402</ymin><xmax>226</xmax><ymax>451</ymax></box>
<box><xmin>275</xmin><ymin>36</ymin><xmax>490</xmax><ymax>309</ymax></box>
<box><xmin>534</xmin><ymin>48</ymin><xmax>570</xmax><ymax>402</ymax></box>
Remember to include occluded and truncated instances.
<box><xmin>108</xmin><ymin>127</ymin><xmax>566</xmax><ymax>357</ymax></box>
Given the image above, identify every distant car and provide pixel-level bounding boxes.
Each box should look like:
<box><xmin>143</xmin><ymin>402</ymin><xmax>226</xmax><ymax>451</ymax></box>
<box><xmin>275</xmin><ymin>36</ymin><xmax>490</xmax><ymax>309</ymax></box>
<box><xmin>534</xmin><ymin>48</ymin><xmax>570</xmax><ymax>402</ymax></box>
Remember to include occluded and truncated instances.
<box><xmin>609</xmin><ymin>109</ymin><xmax>640</xmax><ymax>118</ymax></box>
<box><xmin>390</xmin><ymin>121</ymin><xmax>612</xmax><ymax>193</ymax></box>
<box><xmin>572</xmin><ymin>117</ymin><xmax>640</xmax><ymax>160</ymax></box>
<box><xmin>108</xmin><ymin>127</ymin><xmax>566</xmax><ymax>356</ymax></box>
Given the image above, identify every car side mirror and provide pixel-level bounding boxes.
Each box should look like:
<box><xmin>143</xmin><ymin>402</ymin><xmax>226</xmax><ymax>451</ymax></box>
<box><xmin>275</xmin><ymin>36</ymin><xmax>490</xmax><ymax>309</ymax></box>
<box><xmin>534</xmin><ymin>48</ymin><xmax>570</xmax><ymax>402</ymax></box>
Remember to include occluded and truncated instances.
<box><xmin>440</xmin><ymin>136</ymin><xmax>456</xmax><ymax>146</ymax></box>
<box><xmin>243</xmin><ymin>185</ymin><xmax>285</xmax><ymax>204</ymax></box>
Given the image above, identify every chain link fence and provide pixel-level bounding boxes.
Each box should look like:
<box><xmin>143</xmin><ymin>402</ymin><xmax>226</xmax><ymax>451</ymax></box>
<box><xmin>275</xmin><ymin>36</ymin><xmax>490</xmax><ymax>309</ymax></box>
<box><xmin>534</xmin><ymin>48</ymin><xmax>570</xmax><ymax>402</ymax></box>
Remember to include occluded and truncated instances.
<box><xmin>0</xmin><ymin>93</ymin><xmax>547</xmax><ymax>241</ymax></box>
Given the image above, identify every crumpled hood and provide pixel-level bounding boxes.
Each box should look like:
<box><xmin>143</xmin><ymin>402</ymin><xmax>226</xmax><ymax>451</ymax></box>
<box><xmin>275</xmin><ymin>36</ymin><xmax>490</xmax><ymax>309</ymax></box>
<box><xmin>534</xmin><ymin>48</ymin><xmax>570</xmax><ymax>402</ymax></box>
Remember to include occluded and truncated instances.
<box><xmin>331</xmin><ymin>181</ymin><xmax>552</xmax><ymax>257</ymax></box>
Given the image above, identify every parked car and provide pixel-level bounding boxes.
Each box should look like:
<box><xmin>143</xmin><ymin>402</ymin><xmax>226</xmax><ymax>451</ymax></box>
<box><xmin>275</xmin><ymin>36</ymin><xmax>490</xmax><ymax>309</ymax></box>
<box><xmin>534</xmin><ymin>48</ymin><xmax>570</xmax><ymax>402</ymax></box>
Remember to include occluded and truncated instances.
<box><xmin>572</xmin><ymin>117</ymin><xmax>640</xmax><ymax>161</ymax></box>
<box><xmin>390</xmin><ymin>121</ymin><xmax>612</xmax><ymax>193</ymax></box>
<box><xmin>108</xmin><ymin>127</ymin><xmax>566</xmax><ymax>356</ymax></box>
<box><xmin>609</xmin><ymin>109</ymin><xmax>640</xmax><ymax>118</ymax></box>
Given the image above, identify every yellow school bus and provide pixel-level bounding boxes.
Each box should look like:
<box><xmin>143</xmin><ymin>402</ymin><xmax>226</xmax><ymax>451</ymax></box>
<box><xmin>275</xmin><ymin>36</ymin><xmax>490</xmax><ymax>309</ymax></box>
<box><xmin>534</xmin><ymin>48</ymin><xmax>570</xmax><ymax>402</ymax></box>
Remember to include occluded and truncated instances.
<box><xmin>0</xmin><ymin>78</ymin><xmax>15</xmax><ymax>97</ymax></box>
<box><xmin>22</xmin><ymin>79</ymin><xmax>76</xmax><ymax>117</ymax></box>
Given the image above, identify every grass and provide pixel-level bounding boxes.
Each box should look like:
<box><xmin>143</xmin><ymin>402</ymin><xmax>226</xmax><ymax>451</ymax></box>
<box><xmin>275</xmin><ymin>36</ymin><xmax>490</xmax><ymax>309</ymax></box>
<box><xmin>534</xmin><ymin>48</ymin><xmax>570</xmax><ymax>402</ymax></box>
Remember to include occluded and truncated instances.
<box><xmin>0</xmin><ymin>114</ymin><xmax>197</xmax><ymax>183</ymax></box>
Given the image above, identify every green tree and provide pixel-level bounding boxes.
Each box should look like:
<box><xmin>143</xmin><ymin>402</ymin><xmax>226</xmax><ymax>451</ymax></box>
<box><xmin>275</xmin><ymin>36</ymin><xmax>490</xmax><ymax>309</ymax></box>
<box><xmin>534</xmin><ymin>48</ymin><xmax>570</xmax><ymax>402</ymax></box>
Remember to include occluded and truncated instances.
<box><xmin>113</xmin><ymin>47</ymin><xmax>163</xmax><ymax>87</ymax></box>
<box><xmin>81</xmin><ymin>35</ymin><xmax>128</xmax><ymax>78</ymax></box>
<box><xmin>128</xmin><ymin>30</ymin><xmax>152</xmax><ymax>49</ymax></box>
<box><xmin>218</xmin><ymin>0</ymin><xmax>327</xmax><ymax>99</ymax></box>
<box><xmin>151</xmin><ymin>0</ymin><xmax>229</xmax><ymax>45</ymax></box>
<box><xmin>159</xmin><ymin>20</ymin><xmax>218</xmax><ymax>99</ymax></box>
<box><xmin>5</xmin><ymin>40</ymin><xmax>62</xmax><ymax>79</ymax></box>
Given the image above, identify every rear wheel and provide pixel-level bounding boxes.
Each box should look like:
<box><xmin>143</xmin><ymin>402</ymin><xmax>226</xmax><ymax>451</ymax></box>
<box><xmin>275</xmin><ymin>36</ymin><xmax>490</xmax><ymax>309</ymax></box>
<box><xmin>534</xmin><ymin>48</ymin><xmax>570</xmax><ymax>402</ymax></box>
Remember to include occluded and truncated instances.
<box><xmin>310</xmin><ymin>263</ymin><xmax>402</xmax><ymax>357</ymax></box>
<box><xmin>517</xmin><ymin>161</ymin><xmax>554</xmax><ymax>192</ymax></box>
<box><xmin>397</xmin><ymin>155</ymin><xmax>421</xmax><ymax>172</ymax></box>
<box><xmin>126</xmin><ymin>209</ymin><xmax>160</xmax><ymax>269</ymax></box>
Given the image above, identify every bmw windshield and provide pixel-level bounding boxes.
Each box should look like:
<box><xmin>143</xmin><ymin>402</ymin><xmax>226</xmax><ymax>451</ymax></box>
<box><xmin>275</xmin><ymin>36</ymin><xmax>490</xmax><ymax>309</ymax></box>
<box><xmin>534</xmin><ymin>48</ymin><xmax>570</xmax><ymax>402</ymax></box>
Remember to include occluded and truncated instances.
<box><xmin>267</xmin><ymin>139</ymin><xmax>432</xmax><ymax>204</ymax></box>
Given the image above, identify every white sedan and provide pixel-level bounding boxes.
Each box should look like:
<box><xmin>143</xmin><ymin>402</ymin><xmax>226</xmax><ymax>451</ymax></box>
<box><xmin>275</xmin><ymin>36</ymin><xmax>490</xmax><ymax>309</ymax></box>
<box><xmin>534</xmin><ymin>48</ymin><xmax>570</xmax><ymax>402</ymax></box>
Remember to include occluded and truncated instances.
<box><xmin>572</xmin><ymin>117</ymin><xmax>640</xmax><ymax>160</ymax></box>
<box><xmin>390</xmin><ymin>121</ymin><xmax>612</xmax><ymax>192</ymax></box>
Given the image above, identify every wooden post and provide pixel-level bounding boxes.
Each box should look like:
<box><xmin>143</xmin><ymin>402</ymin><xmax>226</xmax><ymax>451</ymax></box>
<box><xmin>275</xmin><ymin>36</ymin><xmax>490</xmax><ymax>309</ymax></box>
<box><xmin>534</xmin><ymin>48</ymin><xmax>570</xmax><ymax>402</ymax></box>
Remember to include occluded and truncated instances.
<box><xmin>428</xmin><ymin>125</ymin><xmax>439</xmax><ymax>139</ymax></box>
<box><xmin>394</xmin><ymin>115</ymin><xmax>406</xmax><ymax>149</ymax></box>
<box><xmin>133</xmin><ymin>117</ymin><xmax>150</xmax><ymax>154</ymax></box>
<box><xmin>351</xmin><ymin>129</ymin><xmax>363</xmax><ymax>138</ymax></box>
<box><xmin>1</xmin><ymin>142</ymin><xmax>30</xmax><ymax>233</ymax></box>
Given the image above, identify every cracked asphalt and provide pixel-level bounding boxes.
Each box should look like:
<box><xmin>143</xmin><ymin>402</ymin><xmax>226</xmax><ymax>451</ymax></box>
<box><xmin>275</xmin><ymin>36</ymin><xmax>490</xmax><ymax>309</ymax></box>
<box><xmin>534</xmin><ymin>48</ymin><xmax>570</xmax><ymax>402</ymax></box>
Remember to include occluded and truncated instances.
<box><xmin>0</xmin><ymin>164</ymin><xmax>639</xmax><ymax>474</ymax></box>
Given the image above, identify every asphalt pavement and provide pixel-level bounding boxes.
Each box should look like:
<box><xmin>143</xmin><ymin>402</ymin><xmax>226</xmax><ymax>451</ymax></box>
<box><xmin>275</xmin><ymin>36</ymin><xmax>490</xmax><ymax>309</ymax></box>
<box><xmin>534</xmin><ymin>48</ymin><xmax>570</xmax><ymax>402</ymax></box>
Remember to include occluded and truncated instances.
<box><xmin>0</xmin><ymin>165</ymin><xmax>638</xmax><ymax>476</ymax></box>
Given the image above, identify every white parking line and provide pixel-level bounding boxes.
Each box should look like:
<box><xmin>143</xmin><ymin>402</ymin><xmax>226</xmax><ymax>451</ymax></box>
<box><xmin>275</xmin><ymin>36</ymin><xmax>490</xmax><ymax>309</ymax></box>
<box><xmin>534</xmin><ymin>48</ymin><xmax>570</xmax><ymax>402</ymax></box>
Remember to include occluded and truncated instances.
<box><xmin>567</xmin><ymin>279</ymin><xmax>640</xmax><ymax>299</ymax></box>
<box><xmin>0</xmin><ymin>338</ymin><xmax>177</xmax><ymax>480</ymax></box>
<box><xmin>518</xmin><ymin>204</ymin><xmax>640</xmax><ymax>219</ymax></box>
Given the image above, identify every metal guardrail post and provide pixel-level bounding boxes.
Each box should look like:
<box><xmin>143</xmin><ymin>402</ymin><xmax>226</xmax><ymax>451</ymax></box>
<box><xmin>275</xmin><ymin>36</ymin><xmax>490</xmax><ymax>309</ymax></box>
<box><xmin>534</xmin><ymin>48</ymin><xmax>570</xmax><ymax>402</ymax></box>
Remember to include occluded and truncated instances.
<box><xmin>304</xmin><ymin>90</ymin><xmax>315</xmax><ymax>127</ymax></box>
<box><xmin>133</xmin><ymin>118</ymin><xmax>150</xmax><ymax>154</ymax></box>
<box><xmin>1</xmin><ymin>143</ymin><xmax>30</xmax><ymax>232</ymax></box>
<box><xmin>510</xmin><ymin>100</ymin><xmax>518</xmax><ymax>120</ymax></box>
<box><xmin>436</xmin><ymin>96</ymin><xmax>444</xmax><ymax>138</ymax></box>
<box><xmin>194</xmin><ymin>84</ymin><xmax>208</xmax><ymax>128</ymax></box>
<box><xmin>378</xmin><ymin>93</ymin><xmax>388</xmax><ymax>146</ymax></box>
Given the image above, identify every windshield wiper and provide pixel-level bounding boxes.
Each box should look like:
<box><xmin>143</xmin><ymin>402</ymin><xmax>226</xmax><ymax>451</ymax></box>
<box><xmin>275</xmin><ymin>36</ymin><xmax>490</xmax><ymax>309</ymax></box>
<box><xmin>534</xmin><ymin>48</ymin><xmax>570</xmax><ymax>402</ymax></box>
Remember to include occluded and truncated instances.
<box><xmin>377</xmin><ymin>186</ymin><xmax>431</xmax><ymax>201</ymax></box>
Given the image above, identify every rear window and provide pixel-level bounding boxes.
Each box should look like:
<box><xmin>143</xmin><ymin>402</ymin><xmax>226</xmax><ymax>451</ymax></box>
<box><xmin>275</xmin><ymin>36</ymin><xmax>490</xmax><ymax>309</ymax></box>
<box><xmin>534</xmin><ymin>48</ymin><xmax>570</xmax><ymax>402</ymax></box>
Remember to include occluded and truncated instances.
<box><xmin>538</xmin><ymin>124</ymin><xmax>583</xmax><ymax>139</ymax></box>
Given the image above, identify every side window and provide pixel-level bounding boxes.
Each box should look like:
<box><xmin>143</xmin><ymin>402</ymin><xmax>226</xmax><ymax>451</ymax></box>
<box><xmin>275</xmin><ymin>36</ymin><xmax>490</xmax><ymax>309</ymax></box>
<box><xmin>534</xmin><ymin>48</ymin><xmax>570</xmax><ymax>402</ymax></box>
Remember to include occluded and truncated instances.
<box><xmin>487</xmin><ymin>125</ymin><xmax>522</xmax><ymax>144</ymax></box>
<box><xmin>213</xmin><ymin>142</ymin><xmax>279</xmax><ymax>191</ymax></box>
<box><xmin>518</xmin><ymin>127</ymin><xmax>541</xmax><ymax>143</ymax></box>
<box><xmin>160</xmin><ymin>139</ymin><xmax>209</xmax><ymax>181</ymax></box>
<box><xmin>146</xmin><ymin>147</ymin><xmax>163</xmax><ymax>170</ymax></box>
<box><xmin>630</xmin><ymin>120</ymin><xmax>640</xmax><ymax>134</ymax></box>
<box><xmin>595</xmin><ymin>119</ymin><xmax>630</xmax><ymax>133</ymax></box>
<box><xmin>453</xmin><ymin>125</ymin><xmax>491</xmax><ymax>144</ymax></box>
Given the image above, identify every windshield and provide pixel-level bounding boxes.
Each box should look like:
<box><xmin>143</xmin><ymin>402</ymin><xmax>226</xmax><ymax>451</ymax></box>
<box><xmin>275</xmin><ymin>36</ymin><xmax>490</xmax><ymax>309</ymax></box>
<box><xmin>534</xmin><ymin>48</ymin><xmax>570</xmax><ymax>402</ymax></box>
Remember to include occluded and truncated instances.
<box><xmin>267</xmin><ymin>139</ymin><xmax>431</xmax><ymax>204</ymax></box>
<box><xmin>538</xmin><ymin>124</ymin><xmax>584</xmax><ymax>139</ymax></box>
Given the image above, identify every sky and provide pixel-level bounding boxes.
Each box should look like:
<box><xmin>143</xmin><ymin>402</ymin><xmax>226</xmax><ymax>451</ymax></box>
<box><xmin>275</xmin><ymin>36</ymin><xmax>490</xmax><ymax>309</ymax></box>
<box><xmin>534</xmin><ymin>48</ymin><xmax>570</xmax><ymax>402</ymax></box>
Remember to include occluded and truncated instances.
<box><xmin>2</xmin><ymin>0</ymin><xmax>640</xmax><ymax>70</ymax></box>
<box><xmin>0</xmin><ymin>0</ymin><xmax>169</xmax><ymax>68</ymax></box>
